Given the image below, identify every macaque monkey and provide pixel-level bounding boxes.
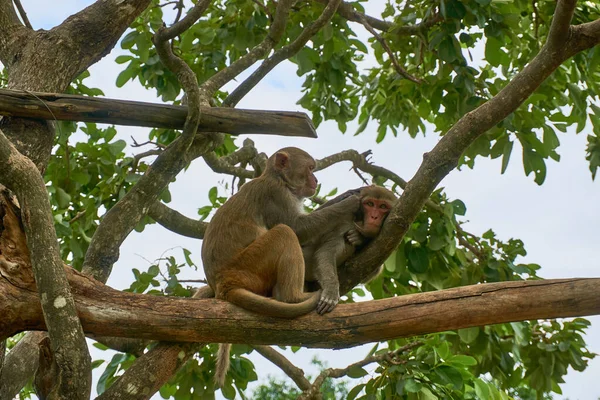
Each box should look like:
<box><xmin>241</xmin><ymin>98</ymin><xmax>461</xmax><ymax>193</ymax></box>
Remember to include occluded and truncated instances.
<box><xmin>303</xmin><ymin>185</ymin><xmax>397</xmax><ymax>314</ymax></box>
<box><xmin>201</xmin><ymin>147</ymin><xmax>360</xmax><ymax>386</ymax></box>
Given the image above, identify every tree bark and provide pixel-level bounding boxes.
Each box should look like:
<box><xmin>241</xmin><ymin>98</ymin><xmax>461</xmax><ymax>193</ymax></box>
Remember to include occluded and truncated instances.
<box><xmin>1</xmin><ymin>260</ymin><xmax>598</xmax><ymax>347</ymax></box>
<box><xmin>0</xmin><ymin>89</ymin><xmax>318</xmax><ymax>138</ymax></box>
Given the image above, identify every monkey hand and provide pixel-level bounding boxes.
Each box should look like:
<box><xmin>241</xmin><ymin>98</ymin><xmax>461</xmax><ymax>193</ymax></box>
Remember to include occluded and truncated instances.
<box><xmin>316</xmin><ymin>285</ymin><xmax>339</xmax><ymax>315</ymax></box>
<box><xmin>345</xmin><ymin>229</ymin><xmax>365</xmax><ymax>247</ymax></box>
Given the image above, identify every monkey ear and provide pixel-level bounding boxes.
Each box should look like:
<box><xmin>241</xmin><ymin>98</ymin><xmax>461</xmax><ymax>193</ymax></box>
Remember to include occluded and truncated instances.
<box><xmin>274</xmin><ymin>152</ymin><xmax>290</xmax><ymax>170</ymax></box>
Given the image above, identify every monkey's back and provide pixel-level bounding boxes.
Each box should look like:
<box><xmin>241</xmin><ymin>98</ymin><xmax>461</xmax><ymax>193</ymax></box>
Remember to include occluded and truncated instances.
<box><xmin>201</xmin><ymin>175</ymin><xmax>301</xmax><ymax>288</ymax></box>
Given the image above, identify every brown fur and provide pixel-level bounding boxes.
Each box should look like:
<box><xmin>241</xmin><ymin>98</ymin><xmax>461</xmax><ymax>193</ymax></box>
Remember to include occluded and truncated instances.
<box><xmin>201</xmin><ymin>147</ymin><xmax>360</xmax><ymax>386</ymax></box>
<box><xmin>303</xmin><ymin>185</ymin><xmax>396</xmax><ymax>315</ymax></box>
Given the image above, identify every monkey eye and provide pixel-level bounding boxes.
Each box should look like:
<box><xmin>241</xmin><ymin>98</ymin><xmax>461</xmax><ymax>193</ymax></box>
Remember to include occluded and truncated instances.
<box><xmin>380</xmin><ymin>204</ymin><xmax>388</xmax><ymax>209</ymax></box>
<box><xmin>366</xmin><ymin>201</ymin><xmax>375</xmax><ymax>207</ymax></box>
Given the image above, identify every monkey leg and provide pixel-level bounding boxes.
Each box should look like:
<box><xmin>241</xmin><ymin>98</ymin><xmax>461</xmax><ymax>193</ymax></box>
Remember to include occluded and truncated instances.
<box><xmin>218</xmin><ymin>224</ymin><xmax>319</xmax><ymax>318</ymax></box>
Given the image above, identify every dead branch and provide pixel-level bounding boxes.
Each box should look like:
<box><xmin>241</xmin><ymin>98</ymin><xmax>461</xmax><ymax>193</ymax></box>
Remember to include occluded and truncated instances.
<box><xmin>0</xmin><ymin>88</ymin><xmax>318</xmax><ymax>138</ymax></box>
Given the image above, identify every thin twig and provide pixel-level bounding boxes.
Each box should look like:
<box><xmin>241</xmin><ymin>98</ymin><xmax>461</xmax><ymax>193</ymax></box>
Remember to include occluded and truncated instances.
<box><xmin>299</xmin><ymin>342</ymin><xmax>423</xmax><ymax>399</ymax></box>
<box><xmin>251</xmin><ymin>0</ymin><xmax>273</xmax><ymax>20</ymax></box>
<box><xmin>254</xmin><ymin>345</ymin><xmax>312</xmax><ymax>391</ymax></box>
<box><xmin>12</xmin><ymin>0</ymin><xmax>32</xmax><ymax>29</ymax></box>
<box><xmin>355</xmin><ymin>13</ymin><xmax>422</xmax><ymax>84</ymax></box>
<box><xmin>131</xmin><ymin>137</ymin><xmax>167</xmax><ymax>149</ymax></box>
<box><xmin>201</xmin><ymin>0</ymin><xmax>295</xmax><ymax>98</ymax></box>
<box><xmin>173</xmin><ymin>0</ymin><xmax>185</xmax><ymax>24</ymax></box>
<box><xmin>224</xmin><ymin>0</ymin><xmax>343</xmax><ymax>107</ymax></box>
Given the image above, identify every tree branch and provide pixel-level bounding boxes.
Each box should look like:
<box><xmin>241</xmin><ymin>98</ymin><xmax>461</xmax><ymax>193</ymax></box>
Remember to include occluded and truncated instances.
<box><xmin>254</xmin><ymin>345</ymin><xmax>312</xmax><ymax>391</ymax></box>
<box><xmin>224</xmin><ymin>0</ymin><xmax>342</xmax><ymax>107</ymax></box>
<box><xmin>156</xmin><ymin>0</ymin><xmax>211</xmax><ymax>41</ymax></box>
<box><xmin>0</xmin><ymin>332</ymin><xmax>46</xmax><ymax>400</ymax></box>
<box><xmin>0</xmin><ymin>0</ymin><xmax>28</xmax><ymax>65</ymax></box>
<box><xmin>547</xmin><ymin>0</ymin><xmax>577</xmax><ymax>46</ymax></box>
<box><xmin>82</xmin><ymin>134</ymin><xmax>216</xmax><ymax>282</ymax></box>
<box><xmin>148</xmin><ymin>202</ymin><xmax>207</xmax><ymax>239</ymax></box>
<box><xmin>354</xmin><ymin>13</ymin><xmax>422</xmax><ymax>84</ymax></box>
<box><xmin>49</xmin><ymin>0</ymin><xmax>152</xmax><ymax>84</ymax></box>
<box><xmin>12</xmin><ymin>0</ymin><xmax>31</xmax><ymax>29</ymax></box>
<box><xmin>200</xmin><ymin>0</ymin><xmax>295</xmax><ymax>97</ymax></box>
<box><xmin>2</xmin><ymin>265</ymin><xmax>598</xmax><ymax>346</ymax></box>
<box><xmin>338</xmin><ymin>0</ymin><xmax>600</xmax><ymax>292</ymax></box>
<box><xmin>313</xmin><ymin>0</ymin><xmax>443</xmax><ymax>36</ymax></box>
<box><xmin>0</xmin><ymin>133</ymin><xmax>91</xmax><ymax>398</ymax></box>
<box><xmin>203</xmin><ymin>152</ymin><xmax>255</xmax><ymax>179</ymax></box>
<box><xmin>96</xmin><ymin>342</ymin><xmax>201</xmax><ymax>400</ymax></box>
<box><xmin>83</xmin><ymin>0</ymin><xmax>222</xmax><ymax>282</ymax></box>
<box><xmin>299</xmin><ymin>341</ymin><xmax>423</xmax><ymax>399</ymax></box>
<box><xmin>0</xmin><ymin>88</ymin><xmax>318</xmax><ymax>138</ymax></box>
<box><xmin>95</xmin><ymin>285</ymin><xmax>215</xmax><ymax>400</ymax></box>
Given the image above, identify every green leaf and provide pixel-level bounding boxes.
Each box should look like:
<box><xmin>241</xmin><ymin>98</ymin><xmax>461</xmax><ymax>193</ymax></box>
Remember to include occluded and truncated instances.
<box><xmin>108</xmin><ymin>140</ymin><xmax>126</xmax><ymax>156</ymax></box>
<box><xmin>458</xmin><ymin>327</ymin><xmax>479</xmax><ymax>344</ymax></box>
<box><xmin>221</xmin><ymin>381</ymin><xmax>236</xmax><ymax>399</ymax></box>
<box><xmin>209</xmin><ymin>187</ymin><xmax>218</xmax><ymax>204</ymax></box>
<box><xmin>322</xmin><ymin>22</ymin><xmax>334</xmax><ymax>41</ymax></box>
<box><xmin>451</xmin><ymin>199</ymin><xmax>467</xmax><ymax>216</ymax></box>
<box><xmin>445</xmin><ymin>0</ymin><xmax>466</xmax><ymax>19</ymax></box>
<box><xmin>115</xmin><ymin>55</ymin><xmax>132</xmax><ymax>64</ymax></box>
<box><xmin>439</xmin><ymin>37</ymin><xmax>459</xmax><ymax>63</ymax></box>
<box><xmin>407</xmin><ymin>246</ymin><xmax>429</xmax><ymax>273</ymax></box>
<box><xmin>120</xmin><ymin>31</ymin><xmax>138</xmax><ymax>49</ymax></box>
<box><xmin>56</xmin><ymin>187</ymin><xmax>71</xmax><ymax>209</ymax></box>
<box><xmin>182</xmin><ymin>248</ymin><xmax>195</xmax><ymax>267</ymax></box>
<box><xmin>501</xmin><ymin>139</ymin><xmax>513</xmax><ymax>174</ymax></box>
<box><xmin>485</xmin><ymin>37</ymin><xmax>508</xmax><ymax>67</ymax></box>
<box><xmin>404</xmin><ymin>378</ymin><xmax>422</xmax><ymax>393</ymax></box>
<box><xmin>435</xmin><ymin>365</ymin><xmax>463</xmax><ymax>390</ymax></box>
<box><xmin>449</xmin><ymin>354</ymin><xmax>478</xmax><ymax>366</ymax></box>
<box><xmin>347</xmin><ymin>365</ymin><xmax>368</xmax><ymax>378</ymax></box>
<box><xmin>474</xmin><ymin>379</ymin><xmax>491</xmax><ymax>400</ymax></box>
<box><xmin>116</xmin><ymin>66</ymin><xmax>136</xmax><ymax>87</ymax></box>
<box><xmin>348</xmin><ymin>384</ymin><xmax>365</xmax><ymax>400</ymax></box>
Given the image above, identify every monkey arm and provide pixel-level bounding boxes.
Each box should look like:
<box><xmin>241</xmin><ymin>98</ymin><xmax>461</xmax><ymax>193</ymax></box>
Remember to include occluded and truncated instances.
<box><xmin>292</xmin><ymin>195</ymin><xmax>360</xmax><ymax>243</ymax></box>
<box><xmin>311</xmin><ymin>242</ymin><xmax>343</xmax><ymax>315</ymax></box>
<box><xmin>317</xmin><ymin>187</ymin><xmax>363</xmax><ymax>209</ymax></box>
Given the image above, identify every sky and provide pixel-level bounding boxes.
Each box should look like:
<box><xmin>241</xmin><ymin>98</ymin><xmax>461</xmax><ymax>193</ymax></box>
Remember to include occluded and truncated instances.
<box><xmin>8</xmin><ymin>0</ymin><xmax>600</xmax><ymax>399</ymax></box>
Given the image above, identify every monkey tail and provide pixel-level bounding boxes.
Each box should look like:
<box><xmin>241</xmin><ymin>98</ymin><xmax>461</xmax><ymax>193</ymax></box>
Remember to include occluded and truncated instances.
<box><xmin>226</xmin><ymin>288</ymin><xmax>320</xmax><ymax>318</ymax></box>
<box><xmin>215</xmin><ymin>343</ymin><xmax>231</xmax><ymax>388</ymax></box>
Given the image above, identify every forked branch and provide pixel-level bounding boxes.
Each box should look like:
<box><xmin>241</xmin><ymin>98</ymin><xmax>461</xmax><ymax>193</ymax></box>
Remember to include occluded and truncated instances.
<box><xmin>339</xmin><ymin>0</ymin><xmax>600</xmax><ymax>292</ymax></box>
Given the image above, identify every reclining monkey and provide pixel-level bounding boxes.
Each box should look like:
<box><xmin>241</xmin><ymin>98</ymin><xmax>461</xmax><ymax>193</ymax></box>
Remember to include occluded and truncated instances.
<box><xmin>303</xmin><ymin>185</ymin><xmax>397</xmax><ymax>314</ymax></box>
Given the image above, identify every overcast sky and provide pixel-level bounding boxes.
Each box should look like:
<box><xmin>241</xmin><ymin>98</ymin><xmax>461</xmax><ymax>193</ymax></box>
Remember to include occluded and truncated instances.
<box><xmin>13</xmin><ymin>1</ymin><xmax>600</xmax><ymax>399</ymax></box>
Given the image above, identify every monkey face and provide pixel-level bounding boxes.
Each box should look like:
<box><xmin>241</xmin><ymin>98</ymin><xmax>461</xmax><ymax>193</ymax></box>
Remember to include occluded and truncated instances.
<box><xmin>273</xmin><ymin>148</ymin><xmax>318</xmax><ymax>198</ymax></box>
<box><xmin>360</xmin><ymin>197</ymin><xmax>392</xmax><ymax>237</ymax></box>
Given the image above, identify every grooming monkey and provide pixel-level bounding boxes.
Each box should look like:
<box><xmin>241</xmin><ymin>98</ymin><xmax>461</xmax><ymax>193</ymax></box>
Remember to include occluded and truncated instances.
<box><xmin>303</xmin><ymin>185</ymin><xmax>397</xmax><ymax>314</ymax></box>
<box><xmin>201</xmin><ymin>147</ymin><xmax>360</xmax><ymax>386</ymax></box>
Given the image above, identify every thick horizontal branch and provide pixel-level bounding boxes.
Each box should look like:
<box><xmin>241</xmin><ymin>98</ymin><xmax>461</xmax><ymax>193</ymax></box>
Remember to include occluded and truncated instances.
<box><xmin>1</xmin><ymin>266</ymin><xmax>598</xmax><ymax>347</ymax></box>
<box><xmin>0</xmin><ymin>88</ymin><xmax>317</xmax><ymax>138</ymax></box>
